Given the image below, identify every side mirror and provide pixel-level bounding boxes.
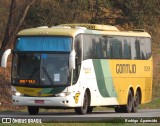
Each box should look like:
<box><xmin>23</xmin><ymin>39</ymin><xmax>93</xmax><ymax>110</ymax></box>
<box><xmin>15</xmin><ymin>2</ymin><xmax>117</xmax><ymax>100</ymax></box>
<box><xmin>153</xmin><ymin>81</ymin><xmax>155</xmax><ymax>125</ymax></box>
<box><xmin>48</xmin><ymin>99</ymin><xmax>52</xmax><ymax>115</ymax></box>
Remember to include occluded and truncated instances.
<box><xmin>69</xmin><ymin>50</ymin><xmax>76</xmax><ymax>69</ymax></box>
<box><xmin>1</xmin><ymin>49</ymin><xmax>11</xmax><ymax>68</ymax></box>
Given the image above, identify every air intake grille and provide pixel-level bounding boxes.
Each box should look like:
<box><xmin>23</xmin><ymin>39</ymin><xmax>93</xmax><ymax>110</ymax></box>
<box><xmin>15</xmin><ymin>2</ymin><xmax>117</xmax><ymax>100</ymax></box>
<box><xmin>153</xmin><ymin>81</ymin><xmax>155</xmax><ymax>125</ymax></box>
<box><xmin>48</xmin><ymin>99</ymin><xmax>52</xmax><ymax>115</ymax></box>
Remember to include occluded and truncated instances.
<box><xmin>60</xmin><ymin>24</ymin><xmax>119</xmax><ymax>31</ymax></box>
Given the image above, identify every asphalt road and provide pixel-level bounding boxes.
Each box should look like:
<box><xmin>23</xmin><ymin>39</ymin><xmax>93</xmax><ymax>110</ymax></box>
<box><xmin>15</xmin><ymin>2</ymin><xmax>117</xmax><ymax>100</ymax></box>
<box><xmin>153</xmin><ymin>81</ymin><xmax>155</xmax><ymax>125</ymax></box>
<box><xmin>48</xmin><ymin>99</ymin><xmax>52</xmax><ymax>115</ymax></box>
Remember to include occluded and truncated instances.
<box><xmin>0</xmin><ymin>109</ymin><xmax>160</xmax><ymax>123</ymax></box>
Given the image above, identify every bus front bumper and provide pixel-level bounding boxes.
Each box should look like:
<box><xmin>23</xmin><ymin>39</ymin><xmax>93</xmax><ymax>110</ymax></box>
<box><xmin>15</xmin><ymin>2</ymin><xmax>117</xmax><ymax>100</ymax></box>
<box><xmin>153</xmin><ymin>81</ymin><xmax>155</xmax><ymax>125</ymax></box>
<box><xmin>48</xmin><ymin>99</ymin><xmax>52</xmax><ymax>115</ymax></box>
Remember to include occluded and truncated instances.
<box><xmin>12</xmin><ymin>95</ymin><xmax>80</xmax><ymax>107</ymax></box>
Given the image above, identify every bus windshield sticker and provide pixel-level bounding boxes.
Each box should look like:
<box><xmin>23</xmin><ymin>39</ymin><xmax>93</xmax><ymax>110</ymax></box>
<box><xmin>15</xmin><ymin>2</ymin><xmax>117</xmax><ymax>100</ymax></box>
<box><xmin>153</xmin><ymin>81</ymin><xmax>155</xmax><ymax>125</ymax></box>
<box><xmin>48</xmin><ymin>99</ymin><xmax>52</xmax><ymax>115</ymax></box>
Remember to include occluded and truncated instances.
<box><xmin>42</xmin><ymin>54</ymin><xmax>47</xmax><ymax>59</ymax></box>
<box><xmin>54</xmin><ymin>74</ymin><xmax>60</xmax><ymax>81</ymax></box>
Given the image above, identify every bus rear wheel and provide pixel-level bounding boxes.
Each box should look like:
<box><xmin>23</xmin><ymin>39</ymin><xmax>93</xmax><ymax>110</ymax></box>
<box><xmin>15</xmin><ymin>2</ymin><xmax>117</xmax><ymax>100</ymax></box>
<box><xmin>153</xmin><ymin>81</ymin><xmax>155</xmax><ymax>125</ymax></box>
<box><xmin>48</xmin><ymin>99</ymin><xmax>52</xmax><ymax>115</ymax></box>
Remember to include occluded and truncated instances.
<box><xmin>87</xmin><ymin>107</ymin><xmax>94</xmax><ymax>113</ymax></box>
<box><xmin>123</xmin><ymin>90</ymin><xmax>133</xmax><ymax>113</ymax></box>
<box><xmin>74</xmin><ymin>92</ymin><xmax>89</xmax><ymax>115</ymax></box>
<box><xmin>28</xmin><ymin>106</ymin><xmax>39</xmax><ymax>115</ymax></box>
<box><xmin>132</xmin><ymin>91</ymin><xmax>140</xmax><ymax>113</ymax></box>
<box><xmin>114</xmin><ymin>106</ymin><xmax>123</xmax><ymax>113</ymax></box>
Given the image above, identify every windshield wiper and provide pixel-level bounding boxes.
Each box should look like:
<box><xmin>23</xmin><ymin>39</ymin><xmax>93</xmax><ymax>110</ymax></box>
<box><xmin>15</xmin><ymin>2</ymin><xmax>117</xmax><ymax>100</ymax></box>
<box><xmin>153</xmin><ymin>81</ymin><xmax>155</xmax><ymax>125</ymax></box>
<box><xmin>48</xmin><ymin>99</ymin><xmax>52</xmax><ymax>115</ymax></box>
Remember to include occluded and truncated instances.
<box><xmin>25</xmin><ymin>67</ymin><xmax>38</xmax><ymax>85</ymax></box>
<box><xmin>42</xmin><ymin>66</ymin><xmax>54</xmax><ymax>85</ymax></box>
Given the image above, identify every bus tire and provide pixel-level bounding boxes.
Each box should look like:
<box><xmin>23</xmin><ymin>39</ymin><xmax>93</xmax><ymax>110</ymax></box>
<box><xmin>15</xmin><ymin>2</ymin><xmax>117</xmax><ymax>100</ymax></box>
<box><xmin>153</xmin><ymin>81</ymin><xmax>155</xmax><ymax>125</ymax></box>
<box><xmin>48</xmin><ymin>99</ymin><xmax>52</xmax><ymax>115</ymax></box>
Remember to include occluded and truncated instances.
<box><xmin>123</xmin><ymin>90</ymin><xmax>133</xmax><ymax>113</ymax></box>
<box><xmin>28</xmin><ymin>106</ymin><xmax>39</xmax><ymax>115</ymax></box>
<box><xmin>87</xmin><ymin>107</ymin><xmax>94</xmax><ymax>113</ymax></box>
<box><xmin>114</xmin><ymin>106</ymin><xmax>123</xmax><ymax>113</ymax></box>
<box><xmin>132</xmin><ymin>91</ymin><xmax>140</xmax><ymax>113</ymax></box>
<box><xmin>74</xmin><ymin>92</ymin><xmax>89</xmax><ymax>115</ymax></box>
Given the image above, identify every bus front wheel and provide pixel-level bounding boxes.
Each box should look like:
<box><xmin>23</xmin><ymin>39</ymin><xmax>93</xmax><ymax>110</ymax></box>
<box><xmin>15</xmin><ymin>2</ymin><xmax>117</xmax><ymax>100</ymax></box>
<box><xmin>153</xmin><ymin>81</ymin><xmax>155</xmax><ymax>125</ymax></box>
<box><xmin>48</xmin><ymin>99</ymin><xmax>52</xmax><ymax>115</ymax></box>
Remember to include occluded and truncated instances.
<box><xmin>28</xmin><ymin>106</ymin><xmax>39</xmax><ymax>115</ymax></box>
<box><xmin>74</xmin><ymin>92</ymin><xmax>89</xmax><ymax>115</ymax></box>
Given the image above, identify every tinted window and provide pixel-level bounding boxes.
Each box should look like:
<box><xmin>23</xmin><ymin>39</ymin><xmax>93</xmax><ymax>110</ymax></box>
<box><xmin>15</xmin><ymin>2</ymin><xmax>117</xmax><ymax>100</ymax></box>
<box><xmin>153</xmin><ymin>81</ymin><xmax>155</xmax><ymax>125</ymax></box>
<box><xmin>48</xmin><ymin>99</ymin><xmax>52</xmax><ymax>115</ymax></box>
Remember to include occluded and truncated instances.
<box><xmin>109</xmin><ymin>37</ymin><xmax>122</xmax><ymax>59</ymax></box>
<box><xmin>81</xmin><ymin>34</ymin><xmax>151</xmax><ymax>60</ymax></box>
<box><xmin>145</xmin><ymin>38</ymin><xmax>151</xmax><ymax>59</ymax></box>
<box><xmin>135</xmin><ymin>39</ymin><xmax>141</xmax><ymax>59</ymax></box>
<box><xmin>75</xmin><ymin>34</ymin><xmax>82</xmax><ymax>63</ymax></box>
<box><xmin>122</xmin><ymin>38</ymin><xmax>131</xmax><ymax>59</ymax></box>
<box><xmin>140</xmin><ymin>39</ymin><xmax>146</xmax><ymax>59</ymax></box>
<box><xmin>16</xmin><ymin>36</ymin><xmax>72</xmax><ymax>52</ymax></box>
<box><xmin>83</xmin><ymin>35</ymin><xmax>94</xmax><ymax>59</ymax></box>
<box><xmin>83</xmin><ymin>34</ymin><xmax>104</xmax><ymax>59</ymax></box>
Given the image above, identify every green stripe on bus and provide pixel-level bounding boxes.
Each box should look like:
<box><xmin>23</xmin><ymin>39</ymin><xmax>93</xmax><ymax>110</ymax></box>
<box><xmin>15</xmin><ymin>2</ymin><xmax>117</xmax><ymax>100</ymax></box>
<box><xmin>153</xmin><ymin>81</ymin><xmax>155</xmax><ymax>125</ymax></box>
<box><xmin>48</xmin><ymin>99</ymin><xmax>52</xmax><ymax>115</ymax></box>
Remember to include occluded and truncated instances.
<box><xmin>93</xmin><ymin>60</ymin><xmax>109</xmax><ymax>97</ymax></box>
<box><xmin>93</xmin><ymin>59</ymin><xmax>117</xmax><ymax>97</ymax></box>
<box><xmin>101</xmin><ymin>60</ymin><xmax>117</xmax><ymax>97</ymax></box>
<box><xmin>41</xmin><ymin>87</ymin><xmax>65</xmax><ymax>94</ymax></box>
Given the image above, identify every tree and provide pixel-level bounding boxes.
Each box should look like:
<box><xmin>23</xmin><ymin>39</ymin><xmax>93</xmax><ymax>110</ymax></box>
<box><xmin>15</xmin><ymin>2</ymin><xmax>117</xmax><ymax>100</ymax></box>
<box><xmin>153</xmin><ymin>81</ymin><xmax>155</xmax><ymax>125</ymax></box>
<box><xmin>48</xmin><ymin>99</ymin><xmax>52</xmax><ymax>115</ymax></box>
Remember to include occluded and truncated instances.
<box><xmin>111</xmin><ymin>0</ymin><xmax>160</xmax><ymax>27</ymax></box>
<box><xmin>0</xmin><ymin>0</ymin><xmax>37</xmax><ymax>55</ymax></box>
<box><xmin>24</xmin><ymin>0</ymin><xmax>89</xmax><ymax>27</ymax></box>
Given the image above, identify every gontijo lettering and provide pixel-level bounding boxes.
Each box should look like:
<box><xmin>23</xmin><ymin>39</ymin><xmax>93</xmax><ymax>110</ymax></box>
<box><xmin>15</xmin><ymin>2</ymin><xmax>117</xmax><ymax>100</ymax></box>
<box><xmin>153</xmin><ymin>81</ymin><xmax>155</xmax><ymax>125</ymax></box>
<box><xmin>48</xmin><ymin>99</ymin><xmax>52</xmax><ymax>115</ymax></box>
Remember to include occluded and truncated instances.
<box><xmin>116</xmin><ymin>64</ymin><xmax>136</xmax><ymax>74</ymax></box>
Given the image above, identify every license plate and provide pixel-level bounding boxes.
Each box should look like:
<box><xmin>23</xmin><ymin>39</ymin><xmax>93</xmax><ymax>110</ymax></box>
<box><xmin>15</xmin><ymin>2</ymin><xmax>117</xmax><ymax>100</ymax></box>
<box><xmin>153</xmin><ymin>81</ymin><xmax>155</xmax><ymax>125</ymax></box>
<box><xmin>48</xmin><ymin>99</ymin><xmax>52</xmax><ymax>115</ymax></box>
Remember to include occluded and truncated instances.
<box><xmin>35</xmin><ymin>100</ymin><xmax>44</xmax><ymax>104</ymax></box>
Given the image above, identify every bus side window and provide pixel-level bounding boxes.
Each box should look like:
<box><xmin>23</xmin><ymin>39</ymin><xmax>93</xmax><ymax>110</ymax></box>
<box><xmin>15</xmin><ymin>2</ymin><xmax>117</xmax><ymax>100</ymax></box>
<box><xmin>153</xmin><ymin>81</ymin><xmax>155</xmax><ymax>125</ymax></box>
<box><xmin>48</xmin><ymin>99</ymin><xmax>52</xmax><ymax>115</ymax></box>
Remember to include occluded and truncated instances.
<box><xmin>145</xmin><ymin>38</ymin><xmax>151</xmax><ymax>59</ymax></box>
<box><xmin>74</xmin><ymin>34</ymin><xmax>82</xmax><ymax>83</ymax></box>
<box><xmin>83</xmin><ymin>34</ymin><xmax>95</xmax><ymax>59</ymax></box>
<box><xmin>135</xmin><ymin>39</ymin><xmax>141</xmax><ymax>59</ymax></box>
<box><xmin>100</xmin><ymin>36</ymin><xmax>114</xmax><ymax>59</ymax></box>
<box><xmin>99</xmin><ymin>37</ymin><xmax>106</xmax><ymax>58</ymax></box>
<box><xmin>122</xmin><ymin>38</ymin><xmax>131</xmax><ymax>59</ymax></box>
<box><xmin>106</xmin><ymin>39</ymin><xmax>112</xmax><ymax>59</ymax></box>
<box><xmin>131</xmin><ymin>38</ymin><xmax>140</xmax><ymax>60</ymax></box>
<box><xmin>140</xmin><ymin>38</ymin><xmax>146</xmax><ymax>60</ymax></box>
<box><xmin>92</xmin><ymin>35</ymin><xmax>107</xmax><ymax>59</ymax></box>
<box><xmin>75</xmin><ymin>34</ymin><xmax>82</xmax><ymax>63</ymax></box>
<box><xmin>111</xmin><ymin>38</ymin><xmax>122</xmax><ymax>59</ymax></box>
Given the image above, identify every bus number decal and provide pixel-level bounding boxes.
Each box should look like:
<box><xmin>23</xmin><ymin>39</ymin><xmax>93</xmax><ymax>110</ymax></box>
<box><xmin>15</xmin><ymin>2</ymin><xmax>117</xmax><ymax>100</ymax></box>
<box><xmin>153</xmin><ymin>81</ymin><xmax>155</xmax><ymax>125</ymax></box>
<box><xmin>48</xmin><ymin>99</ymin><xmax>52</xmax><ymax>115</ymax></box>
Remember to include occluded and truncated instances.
<box><xmin>19</xmin><ymin>79</ymin><xmax>36</xmax><ymax>84</ymax></box>
<box><xmin>144</xmin><ymin>66</ymin><xmax>150</xmax><ymax>72</ymax></box>
<box><xmin>116</xmin><ymin>64</ymin><xmax>136</xmax><ymax>74</ymax></box>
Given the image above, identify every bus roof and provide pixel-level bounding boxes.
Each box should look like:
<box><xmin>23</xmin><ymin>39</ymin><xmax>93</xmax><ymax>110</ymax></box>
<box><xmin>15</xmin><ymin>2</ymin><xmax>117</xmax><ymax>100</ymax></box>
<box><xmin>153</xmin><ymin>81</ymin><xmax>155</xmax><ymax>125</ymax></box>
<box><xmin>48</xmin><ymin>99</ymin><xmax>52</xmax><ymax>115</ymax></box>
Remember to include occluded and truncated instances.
<box><xmin>18</xmin><ymin>24</ymin><xmax>151</xmax><ymax>38</ymax></box>
<box><xmin>18</xmin><ymin>27</ymin><xmax>79</xmax><ymax>36</ymax></box>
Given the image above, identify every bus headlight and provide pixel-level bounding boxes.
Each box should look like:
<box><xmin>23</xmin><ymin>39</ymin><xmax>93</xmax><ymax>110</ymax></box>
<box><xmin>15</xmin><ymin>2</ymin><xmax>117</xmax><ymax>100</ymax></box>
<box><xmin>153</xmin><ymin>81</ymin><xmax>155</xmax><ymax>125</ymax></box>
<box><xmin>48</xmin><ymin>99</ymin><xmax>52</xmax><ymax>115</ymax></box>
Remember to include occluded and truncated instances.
<box><xmin>15</xmin><ymin>92</ymin><xmax>21</xmax><ymax>96</ymax></box>
<box><xmin>12</xmin><ymin>91</ymin><xmax>24</xmax><ymax>96</ymax></box>
<box><xmin>55</xmin><ymin>92</ymin><xmax>71</xmax><ymax>97</ymax></box>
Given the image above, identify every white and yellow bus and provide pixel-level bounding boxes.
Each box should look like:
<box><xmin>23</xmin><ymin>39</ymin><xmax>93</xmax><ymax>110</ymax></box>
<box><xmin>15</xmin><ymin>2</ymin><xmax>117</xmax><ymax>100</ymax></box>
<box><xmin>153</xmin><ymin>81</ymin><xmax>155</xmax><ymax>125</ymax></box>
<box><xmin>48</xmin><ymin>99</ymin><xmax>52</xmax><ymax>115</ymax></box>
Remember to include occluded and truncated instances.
<box><xmin>1</xmin><ymin>24</ymin><xmax>152</xmax><ymax>115</ymax></box>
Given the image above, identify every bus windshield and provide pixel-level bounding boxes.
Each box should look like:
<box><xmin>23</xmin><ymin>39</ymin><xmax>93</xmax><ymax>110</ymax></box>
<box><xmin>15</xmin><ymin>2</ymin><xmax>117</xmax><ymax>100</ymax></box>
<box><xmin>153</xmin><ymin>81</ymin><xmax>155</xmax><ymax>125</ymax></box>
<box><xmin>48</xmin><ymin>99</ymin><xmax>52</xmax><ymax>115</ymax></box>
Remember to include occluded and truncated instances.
<box><xmin>12</xmin><ymin>53</ymin><xmax>71</xmax><ymax>87</ymax></box>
